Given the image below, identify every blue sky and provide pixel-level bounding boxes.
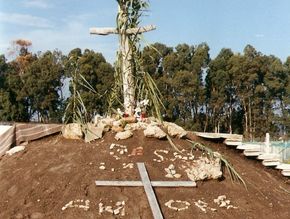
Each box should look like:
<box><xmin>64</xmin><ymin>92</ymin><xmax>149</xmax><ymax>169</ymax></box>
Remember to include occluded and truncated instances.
<box><xmin>0</xmin><ymin>0</ymin><xmax>290</xmax><ymax>63</ymax></box>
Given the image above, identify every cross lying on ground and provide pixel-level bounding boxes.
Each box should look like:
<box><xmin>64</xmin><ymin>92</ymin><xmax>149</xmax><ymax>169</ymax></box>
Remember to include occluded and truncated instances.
<box><xmin>95</xmin><ymin>162</ymin><xmax>196</xmax><ymax>219</ymax></box>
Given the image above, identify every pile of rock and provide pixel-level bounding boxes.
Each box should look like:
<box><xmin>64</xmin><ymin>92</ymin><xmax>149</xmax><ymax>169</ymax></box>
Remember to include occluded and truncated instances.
<box><xmin>214</xmin><ymin>195</ymin><xmax>237</xmax><ymax>209</ymax></box>
<box><xmin>153</xmin><ymin>149</ymin><xmax>169</xmax><ymax>162</ymax></box>
<box><xmin>62</xmin><ymin>115</ymin><xmax>188</xmax><ymax>142</ymax></box>
<box><xmin>184</xmin><ymin>156</ymin><xmax>222</xmax><ymax>181</ymax></box>
<box><xmin>165</xmin><ymin>164</ymin><xmax>181</xmax><ymax>179</ymax></box>
<box><xmin>194</xmin><ymin>200</ymin><xmax>217</xmax><ymax>213</ymax></box>
<box><xmin>61</xmin><ymin>200</ymin><xmax>90</xmax><ymax>211</ymax></box>
<box><xmin>171</xmin><ymin>151</ymin><xmax>194</xmax><ymax>161</ymax></box>
<box><xmin>98</xmin><ymin>201</ymin><xmax>125</xmax><ymax>216</ymax></box>
<box><xmin>165</xmin><ymin>200</ymin><xmax>190</xmax><ymax>211</ymax></box>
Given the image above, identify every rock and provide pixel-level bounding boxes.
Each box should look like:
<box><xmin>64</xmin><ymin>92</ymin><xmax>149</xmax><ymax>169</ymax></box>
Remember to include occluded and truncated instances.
<box><xmin>30</xmin><ymin>212</ymin><xmax>44</xmax><ymax>219</ymax></box>
<box><xmin>113</xmin><ymin>208</ymin><xmax>120</xmax><ymax>215</ymax></box>
<box><xmin>116</xmin><ymin>201</ymin><xmax>123</xmax><ymax>206</ymax></box>
<box><xmin>62</xmin><ymin>123</ymin><xmax>83</xmax><ymax>139</ymax></box>
<box><xmin>115</xmin><ymin>130</ymin><xmax>133</xmax><ymax>140</ymax></box>
<box><xmin>98</xmin><ymin>117</ymin><xmax>115</xmax><ymax>127</ymax></box>
<box><xmin>219</xmin><ymin>202</ymin><xmax>227</xmax><ymax>208</ymax></box>
<box><xmin>174</xmin><ymin>174</ymin><xmax>181</xmax><ymax>178</ymax></box>
<box><xmin>6</xmin><ymin>146</ymin><xmax>25</xmax><ymax>156</ymax></box>
<box><xmin>113</xmin><ymin>120</ymin><xmax>122</xmax><ymax>127</ymax></box>
<box><xmin>112</xmin><ymin>126</ymin><xmax>124</xmax><ymax>133</ymax></box>
<box><xmin>99</xmin><ymin>166</ymin><xmax>106</xmax><ymax>170</ymax></box>
<box><xmin>84</xmin><ymin>123</ymin><xmax>103</xmax><ymax>142</ymax></box>
<box><xmin>170</xmin><ymin>169</ymin><xmax>176</xmax><ymax>175</ymax></box>
<box><xmin>124</xmin><ymin>122</ymin><xmax>148</xmax><ymax>131</ymax></box>
<box><xmin>185</xmin><ymin>156</ymin><xmax>222</xmax><ymax>181</ymax></box>
<box><xmin>144</xmin><ymin>125</ymin><xmax>166</xmax><ymax>139</ymax></box>
<box><xmin>97</xmin><ymin>117</ymin><xmax>115</xmax><ymax>132</ymax></box>
<box><xmin>163</xmin><ymin>122</ymin><xmax>187</xmax><ymax>138</ymax></box>
<box><xmin>121</xmin><ymin>116</ymin><xmax>136</xmax><ymax>124</ymax></box>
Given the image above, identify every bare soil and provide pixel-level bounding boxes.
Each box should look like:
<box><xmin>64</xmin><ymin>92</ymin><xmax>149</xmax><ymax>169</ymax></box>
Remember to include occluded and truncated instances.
<box><xmin>0</xmin><ymin>130</ymin><xmax>289</xmax><ymax>219</ymax></box>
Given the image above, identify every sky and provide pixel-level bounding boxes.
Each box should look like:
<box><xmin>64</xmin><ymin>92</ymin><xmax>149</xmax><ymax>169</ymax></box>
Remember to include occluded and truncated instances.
<box><xmin>1</xmin><ymin>0</ymin><xmax>290</xmax><ymax>64</ymax></box>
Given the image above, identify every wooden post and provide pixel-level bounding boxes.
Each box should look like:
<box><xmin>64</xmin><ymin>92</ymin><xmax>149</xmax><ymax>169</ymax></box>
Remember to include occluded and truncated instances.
<box><xmin>119</xmin><ymin>5</ymin><xmax>135</xmax><ymax>115</ymax></box>
<box><xmin>90</xmin><ymin>3</ymin><xmax>156</xmax><ymax>116</ymax></box>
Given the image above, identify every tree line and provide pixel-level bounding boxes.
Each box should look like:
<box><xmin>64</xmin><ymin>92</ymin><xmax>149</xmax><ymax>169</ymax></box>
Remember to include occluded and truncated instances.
<box><xmin>1</xmin><ymin>40</ymin><xmax>290</xmax><ymax>139</ymax></box>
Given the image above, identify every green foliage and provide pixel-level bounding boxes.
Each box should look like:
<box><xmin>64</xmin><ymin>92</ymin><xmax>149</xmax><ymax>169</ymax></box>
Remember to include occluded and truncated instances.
<box><xmin>19</xmin><ymin>50</ymin><xmax>64</xmax><ymax>122</ymax></box>
<box><xmin>1</xmin><ymin>38</ymin><xmax>290</xmax><ymax>139</ymax></box>
<box><xmin>64</xmin><ymin>48</ymin><xmax>114</xmax><ymax>123</ymax></box>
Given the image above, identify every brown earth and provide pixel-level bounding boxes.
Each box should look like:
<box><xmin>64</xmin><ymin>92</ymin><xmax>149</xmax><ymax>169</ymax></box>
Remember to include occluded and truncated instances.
<box><xmin>0</xmin><ymin>130</ymin><xmax>289</xmax><ymax>219</ymax></box>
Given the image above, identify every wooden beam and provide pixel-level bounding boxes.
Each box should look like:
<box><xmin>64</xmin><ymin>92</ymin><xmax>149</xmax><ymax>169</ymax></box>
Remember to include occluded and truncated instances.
<box><xmin>137</xmin><ymin>162</ymin><xmax>163</xmax><ymax>219</ymax></box>
<box><xmin>126</xmin><ymin>25</ymin><xmax>156</xmax><ymax>34</ymax></box>
<box><xmin>90</xmin><ymin>25</ymin><xmax>156</xmax><ymax>36</ymax></box>
<box><xmin>95</xmin><ymin>181</ymin><xmax>143</xmax><ymax>186</ymax></box>
<box><xmin>89</xmin><ymin>27</ymin><xmax>118</xmax><ymax>35</ymax></box>
<box><xmin>95</xmin><ymin>180</ymin><xmax>197</xmax><ymax>187</ymax></box>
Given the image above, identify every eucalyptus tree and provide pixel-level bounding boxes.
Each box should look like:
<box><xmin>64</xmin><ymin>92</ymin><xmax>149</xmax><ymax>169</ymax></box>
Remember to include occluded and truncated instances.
<box><xmin>160</xmin><ymin>43</ymin><xmax>210</xmax><ymax>129</ymax></box>
<box><xmin>19</xmin><ymin>50</ymin><xmax>65</xmax><ymax>122</ymax></box>
<box><xmin>206</xmin><ymin>48</ymin><xmax>233</xmax><ymax>133</ymax></box>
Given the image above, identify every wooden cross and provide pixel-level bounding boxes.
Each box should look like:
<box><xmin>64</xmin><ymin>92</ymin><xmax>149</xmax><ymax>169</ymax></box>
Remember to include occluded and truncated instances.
<box><xmin>95</xmin><ymin>162</ymin><xmax>196</xmax><ymax>219</ymax></box>
<box><xmin>89</xmin><ymin>4</ymin><xmax>156</xmax><ymax>115</ymax></box>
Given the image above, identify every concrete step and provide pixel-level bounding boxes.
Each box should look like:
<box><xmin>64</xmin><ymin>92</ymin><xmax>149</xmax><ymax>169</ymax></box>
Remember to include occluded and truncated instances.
<box><xmin>276</xmin><ymin>163</ymin><xmax>290</xmax><ymax>170</ymax></box>
<box><xmin>257</xmin><ymin>153</ymin><xmax>281</xmax><ymax>160</ymax></box>
<box><xmin>281</xmin><ymin>170</ymin><xmax>290</xmax><ymax>177</ymax></box>
<box><xmin>237</xmin><ymin>144</ymin><xmax>261</xmax><ymax>150</ymax></box>
<box><xmin>262</xmin><ymin>160</ymin><xmax>281</xmax><ymax>167</ymax></box>
<box><xmin>224</xmin><ymin>141</ymin><xmax>242</xmax><ymax>147</ymax></box>
<box><xmin>243</xmin><ymin>150</ymin><xmax>262</xmax><ymax>157</ymax></box>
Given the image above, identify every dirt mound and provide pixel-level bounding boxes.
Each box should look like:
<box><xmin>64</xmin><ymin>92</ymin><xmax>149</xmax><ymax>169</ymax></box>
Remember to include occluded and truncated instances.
<box><xmin>0</xmin><ymin>130</ymin><xmax>289</xmax><ymax>219</ymax></box>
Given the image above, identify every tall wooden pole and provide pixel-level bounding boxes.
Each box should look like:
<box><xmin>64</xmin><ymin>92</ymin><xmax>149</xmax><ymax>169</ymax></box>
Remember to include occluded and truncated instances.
<box><xmin>119</xmin><ymin>5</ymin><xmax>136</xmax><ymax>115</ymax></box>
<box><xmin>90</xmin><ymin>2</ymin><xmax>156</xmax><ymax>116</ymax></box>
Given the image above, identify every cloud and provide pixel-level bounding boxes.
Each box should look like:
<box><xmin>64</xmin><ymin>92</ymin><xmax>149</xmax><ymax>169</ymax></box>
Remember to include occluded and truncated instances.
<box><xmin>0</xmin><ymin>16</ymin><xmax>117</xmax><ymax>63</ymax></box>
<box><xmin>0</xmin><ymin>11</ymin><xmax>119</xmax><ymax>63</ymax></box>
<box><xmin>0</xmin><ymin>12</ymin><xmax>53</xmax><ymax>28</ymax></box>
<box><xmin>22</xmin><ymin>0</ymin><xmax>51</xmax><ymax>9</ymax></box>
<box><xmin>255</xmin><ymin>34</ymin><xmax>265</xmax><ymax>38</ymax></box>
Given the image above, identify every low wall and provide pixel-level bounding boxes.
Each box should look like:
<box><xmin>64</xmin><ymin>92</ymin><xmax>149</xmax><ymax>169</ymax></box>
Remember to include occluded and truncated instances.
<box><xmin>0</xmin><ymin>125</ymin><xmax>15</xmax><ymax>156</ymax></box>
<box><xmin>0</xmin><ymin>123</ymin><xmax>62</xmax><ymax>156</ymax></box>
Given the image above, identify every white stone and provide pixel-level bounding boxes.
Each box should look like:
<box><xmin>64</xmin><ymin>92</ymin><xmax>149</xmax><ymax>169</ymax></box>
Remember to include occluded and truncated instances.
<box><xmin>6</xmin><ymin>146</ymin><xmax>25</xmax><ymax>156</ymax></box>
<box><xmin>116</xmin><ymin>201</ymin><xmax>123</xmax><ymax>206</ymax></box>
<box><xmin>144</xmin><ymin>125</ymin><xmax>167</xmax><ymax>139</ymax></box>
<box><xmin>113</xmin><ymin>209</ymin><xmax>120</xmax><ymax>215</ymax></box>
<box><xmin>174</xmin><ymin>174</ymin><xmax>181</xmax><ymax>178</ymax></box>
<box><xmin>99</xmin><ymin>166</ymin><xmax>106</xmax><ymax>170</ymax></box>
<box><xmin>109</xmin><ymin>143</ymin><xmax>116</xmax><ymax>149</ymax></box>
<box><xmin>163</xmin><ymin>122</ymin><xmax>187</xmax><ymax>138</ymax></box>
<box><xmin>84</xmin><ymin>123</ymin><xmax>104</xmax><ymax>142</ymax></box>
<box><xmin>170</xmin><ymin>169</ymin><xmax>176</xmax><ymax>175</ymax></box>
<box><xmin>62</xmin><ymin>123</ymin><xmax>83</xmax><ymax>139</ymax></box>
<box><xmin>124</xmin><ymin>122</ymin><xmax>148</xmax><ymax>131</ymax></box>
<box><xmin>219</xmin><ymin>202</ymin><xmax>227</xmax><ymax>208</ymax></box>
<box><xmin>185</xmin><ymin>157</ymin><xmax>222</xmax><ymax>181</ymax></box>
<box><xmin>115</xmin><ymin>130</ymin><xmax>133</xmax><ymax>140</ymax></box>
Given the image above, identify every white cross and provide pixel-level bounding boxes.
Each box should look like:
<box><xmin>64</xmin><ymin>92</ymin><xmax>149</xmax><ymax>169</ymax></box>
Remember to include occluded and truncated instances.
<box><xmin>95</xmin><ymin>162</ymin><xmax>196</xmax><ymax>219</ymax></box>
